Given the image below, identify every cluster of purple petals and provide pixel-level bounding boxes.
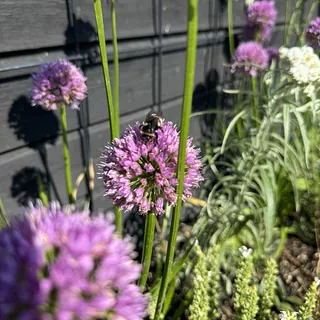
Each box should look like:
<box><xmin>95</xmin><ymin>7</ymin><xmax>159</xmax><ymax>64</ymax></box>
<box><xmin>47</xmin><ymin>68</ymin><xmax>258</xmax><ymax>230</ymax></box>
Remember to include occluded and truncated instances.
<box><xmin>100</xmin><ymin>122</ymin><xmax>203</xmax><ymax>215</ymax></box>
<box><xmin>0</xmin><ymin>203</ymin><xmax>147</xmax><ymax>320</ymax></box>
<box><xmin>31</xmin><ymin>59</ymin><xmax>87</xmax><ymax>111</ymax></box>
<box><xmin>306</xmin><ymin>17</ymin><xmax>320</xmax><ymax>48</ymax></box>
<box><xmin>0</xmin><ymin>216</ymin><xmax>42</xmax><ymax>319</ymax></box>
<box><xmin>231</xmin><ymin>42</ymin><xmax>269</xmax><ymax>77</ymax></box>
<box><xmin>247</xmin><ymin>1</ymin><xmax>277</xmax><ymax>27</ymax></box>
<box><xmin>244</xmin><ymin>1</ymin><xmax>277</xmax><ymax>43</ymax></box>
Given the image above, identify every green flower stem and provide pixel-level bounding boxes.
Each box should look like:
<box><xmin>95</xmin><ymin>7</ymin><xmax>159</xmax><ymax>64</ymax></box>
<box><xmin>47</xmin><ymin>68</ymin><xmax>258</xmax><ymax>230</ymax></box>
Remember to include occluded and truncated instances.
<box><xmin>138</xmin><ymin>213</ymin><xmax>156</xmax><ymax>291</ymax></box>
<box><xmin>251</xmin><ymin>76</ymin><xmax>259</xmax><ymax>125</ymax></box>
<box><xmin>236</xmin><ymin>79</ymin><xmax>245</xmax><ymax>139</ymax></box>
<box><xmin>227</xmin><ymin>0</ymin><xmax>235</xmax><ymax>57</ymax></box>
<box><xmin>154</xmin><ymin>0</ymin><xmax>198</xmax><ymax>318</ymax></box>
<box><xmin>0</xmin><ymin>198</ymin><xmax>9</xmax><ymax>229</ymax></box>
<box><xmin>284</xmin><ymin>0</ymin><xmax>291</xmax><ymax>44</ymax></box>
<box><xmin>60</xmin><ymin>104</ymin><xmax>74</xmax><ymax>204</ymax></box>
<box><xmin>94</xmin><ymin>0</ymin><xmax>122</xmax><ymax>236</ymax></box>
<box><xmin>111</xmin><ymin>0</ymin><xmax>119</xmax><ymax>132</ymax></box>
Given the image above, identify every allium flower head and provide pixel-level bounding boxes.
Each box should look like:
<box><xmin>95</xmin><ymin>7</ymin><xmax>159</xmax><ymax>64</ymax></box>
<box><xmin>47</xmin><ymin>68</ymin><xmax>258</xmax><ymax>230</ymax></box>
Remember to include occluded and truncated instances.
<box><xmin>307</xmin><ymin>17</ymin><xmax>320</xmax><ymax>48</ymax></box>
<box><xmin>247</xmin><ymin>1</ymin><xmax>277</xmax><ymax>27</ymax></box>
<box><xmin>100</xmin><ymin>121</ymin><xmax>203</xmax><ymax>215</ymax></box>
<box><xmin>231</xmin><ymin>42</ymin><xmax>269</xmax><ymax>77</ymax></box>
<box><xmin>0</xmin><ymin>203</ymin><xmax>147</xmax><ymax>319</ymax></box>
<box><xmin>31</xmin><ymin>59</ymin><xmax>87</xmax><ymax>111</ymax></box>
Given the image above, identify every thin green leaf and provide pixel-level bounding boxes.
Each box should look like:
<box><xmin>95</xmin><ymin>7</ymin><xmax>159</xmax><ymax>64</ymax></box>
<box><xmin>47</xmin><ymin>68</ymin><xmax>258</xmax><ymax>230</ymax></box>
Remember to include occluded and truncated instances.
<box><xmin>221</xmin><ymin>110</ymin><xmax>247</xmax><ymax>154</ymax></box>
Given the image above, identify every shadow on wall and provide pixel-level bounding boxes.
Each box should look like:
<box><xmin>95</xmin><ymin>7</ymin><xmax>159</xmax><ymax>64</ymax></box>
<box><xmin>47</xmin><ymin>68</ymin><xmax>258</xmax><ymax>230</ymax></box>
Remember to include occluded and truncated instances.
<box><xmin>63</xmin><ymin>15</ymin><xmax>100</xmax><ymax>211</ymax></box>
<box><xmin>192</xmin><ymin>69</ymin><xmax>221</xmax><ymax>139</ymax></box>
<box><xmin>8</xmin><ymin>95</ymin><xmax>62</xmax><ymax>205</ymax></box>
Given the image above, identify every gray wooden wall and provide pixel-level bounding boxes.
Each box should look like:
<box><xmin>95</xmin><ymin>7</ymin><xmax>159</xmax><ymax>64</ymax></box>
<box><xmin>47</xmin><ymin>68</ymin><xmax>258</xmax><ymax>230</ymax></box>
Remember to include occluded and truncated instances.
<box><xmin>0</xmin><ymin>0</ymin><xmax>301</xmax><ymax>216</ymax></box>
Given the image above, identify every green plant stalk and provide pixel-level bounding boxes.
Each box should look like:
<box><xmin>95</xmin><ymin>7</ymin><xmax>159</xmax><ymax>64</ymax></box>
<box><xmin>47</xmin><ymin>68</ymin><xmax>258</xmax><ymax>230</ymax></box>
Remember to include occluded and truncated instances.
<box><xmin>138</xmin><ymin>213</ymin><xmax>156</xmax><ymax>291</ymax></box>
<box><xmin>251</xmin><ymin>76</ymin><xmax>259</xmax><ymax>125</ymax></box>
<box><xmin>236</xmin><ymin>79</ymin><xmax>245</xmax><ymax>139</ymax></box>
<box><xmin>60</xmin><ymin>105</ymin><xmax>74</xmax><ymax>204</ymax></box>
<box><xmin>0</xmin><ymin>198</ymin><xmax>9</xmax><ymax>229</ymax></box>
<box><xmin>227</xmin><ymin>0</ymin><xmax>235</xmax><ymax>57</ymax></box>
<box><xmin>37</xmin><ymin>174</ymin><xmax>49</xmax><ymax>206</ymax></box>
<box><xmin>94</xmin><ymin>0</ymin><xmax>122</xmax><ymax>235</ymax></box>
<box><xmin>154</xmin><ymin>0</ymin><xmax>198</xmax><ymax>318</ymax></box>
<box><xmin>111</xmin><ymin>0</ymin><xmax>120</xmax><ymax>134</ymax></box>
<box><xmin>284</xmin><ymin>0</ymin><xmax>291</xmax><ymax>44</ymax></box>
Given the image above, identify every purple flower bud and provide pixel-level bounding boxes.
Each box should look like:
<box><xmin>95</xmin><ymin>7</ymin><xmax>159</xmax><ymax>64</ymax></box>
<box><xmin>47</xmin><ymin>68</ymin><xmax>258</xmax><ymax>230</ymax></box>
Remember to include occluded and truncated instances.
<box><xmin>31</xmin><ymin>60</ymin><xmax>87</xmax><ymax>111</ymax></box>
<box><xmin>100</xmin><ymin>121</ymin><xmax>204</xmax><ymax>215</ymax></box>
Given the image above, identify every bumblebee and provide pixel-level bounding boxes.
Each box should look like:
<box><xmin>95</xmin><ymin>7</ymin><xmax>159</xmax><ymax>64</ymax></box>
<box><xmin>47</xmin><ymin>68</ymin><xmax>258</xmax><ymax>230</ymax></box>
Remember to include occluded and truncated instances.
<box><xmin>140</xmin><ymin>111</ymin><xmax>164</xmax><ymax>142</ymax></box>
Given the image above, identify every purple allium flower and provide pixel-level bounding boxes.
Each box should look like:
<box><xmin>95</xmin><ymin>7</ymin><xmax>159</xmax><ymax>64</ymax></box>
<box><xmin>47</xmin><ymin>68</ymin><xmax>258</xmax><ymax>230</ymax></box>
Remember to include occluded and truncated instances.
<box><xmin>247</xmin><ymin>1</ymin><xmax>277</xmax><ymax>27</ymax></box>
<box><xmin>31</xmin><ymin>59</ymin><xmax>87</xmax><ymax>111</ymax></box>
<box><xmin>307</xmin><ymin>17</ymin><xmax>320</xmax><ymax>48</ymax></box>
<box><xmin>0</xmin><ymin>203</ymin><xmax>147</xmax><ymax>320</ymax></box>
<box><xmin>266</xmin><ymin>47</ymin><xmax>279</xmax><ymax>65</ymax></box>
<box><xmin>231</xmin><ymin>42</ymin><xmax>269</xmax><ymax>77</ymax></box>
<box><xmin>100</xmin><ymin>121</ymin><xmax>203</xmax><ymax>215</ymax></box>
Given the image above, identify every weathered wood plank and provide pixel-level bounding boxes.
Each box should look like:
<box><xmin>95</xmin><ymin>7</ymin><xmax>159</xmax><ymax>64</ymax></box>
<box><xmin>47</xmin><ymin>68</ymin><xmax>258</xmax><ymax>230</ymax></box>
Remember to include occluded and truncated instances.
<box><xmin>0</xmin><ymin>0</ymin><xmax>69</xmax><ymax>53</ymax></box>
<box><xmin>0</xmin><ymin>98</ymin><xmax>202</xmax><ymax>216</ymax></box>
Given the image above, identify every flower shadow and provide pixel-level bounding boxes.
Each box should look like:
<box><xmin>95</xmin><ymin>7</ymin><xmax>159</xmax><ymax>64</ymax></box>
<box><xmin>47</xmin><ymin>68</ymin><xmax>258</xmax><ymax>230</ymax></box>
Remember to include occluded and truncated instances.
<box><xmin>8</xmin><ymin>95</ymin><xmax>62</xmax><ymax>204</ymax></box>
<box><xmin>11</xmin><ymin>167</ymin><xmax>48</xmax><ymax>206</ymax></box>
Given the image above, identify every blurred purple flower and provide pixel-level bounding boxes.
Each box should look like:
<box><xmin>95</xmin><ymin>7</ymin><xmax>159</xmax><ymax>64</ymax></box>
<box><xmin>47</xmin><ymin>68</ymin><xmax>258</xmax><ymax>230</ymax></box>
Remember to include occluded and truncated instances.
<box><xmin>243</xmin><ymin>23</ymin><xmax>272</xmax><ymax>42</ymax></box>
<box><xmin>247</xmin><ymin>1</ymin><xmax>277</xmax><ymax>27</ymax></box>
<box><xmin>266</xmin><ymin>47</ymin><xmax>279</xmax><ymax>65</ymax></box>
<box><xmin>231</xmin><ymin>42</ymin><xmax>269</xmax><ymax>77</ymax></box>
<box><xmin>31</xmin><ymin>59</ymin><xmax>87</xmax><ymax>111</ymax></box>
<box><xmin>244</xmin><ymin>1</ymin><xmax>277</xmax><ymax>43</ymax></box>
<box><xmin>100</xmin><ymin>121</ymin><xmax>203</xmax><ymax>215</ymax></box>
<box><xmin>0</xmin><ymin>203</ymin><xmax>147</xmax><ymax>319</ymax></box>
<box><xmin>307</xmin><ymin>17</ymin><xmax>320</xmax><ymax>48</ymax></box>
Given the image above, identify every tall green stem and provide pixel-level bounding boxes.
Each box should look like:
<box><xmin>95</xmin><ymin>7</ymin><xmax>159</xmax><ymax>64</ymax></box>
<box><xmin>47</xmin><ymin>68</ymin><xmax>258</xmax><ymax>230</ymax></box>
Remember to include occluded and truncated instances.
<box><xmin>227</xmin><ymin>0</ymin><xmax>235</xmax><ymax>58</ymax></box>
<box><xmin>138</xmin><ymin>213</ymin><xmax>156</xmax><ymax>291</ymax></box>
<box><xmin>284</xmin><ymin>0</ymin><xmax>291</xmax><ymax>44</ymax></box>
<box><xmin>251</xmin><ymin>77</ymin><xmax>259</xmax><ymax>125</ymax></box>
<box><xmin>0</xmin><ymin>198</ymin><xmax>9</xmax><ymax>229</ymax></box>
<box><xmin>60</xmin><ymin>105</ymin><xmax>74</xmax><ymax>204</ymax></box>
<box><xmin>111</xmin><ymin>0</ymin><xmax>119</xmax><ymax>133</ymax></box>
<box><xmin>154</xmin><ymin>0</ymin><xmax>198</xmax><ymax>318</ymax></box>
<box><xmin>94</xmin><ymin>0</ymin><xmax>122</xmax><ymax>236</ymax></box>
<box><xmin>236</xmin><ymin>79</ymin><xmax>245</xmax><ymax>139</ymax></box>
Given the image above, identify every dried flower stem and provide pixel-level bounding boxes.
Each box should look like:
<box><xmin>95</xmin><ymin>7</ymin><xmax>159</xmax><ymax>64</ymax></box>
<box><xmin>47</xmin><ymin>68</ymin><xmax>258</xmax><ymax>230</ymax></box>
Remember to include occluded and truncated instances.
<box><xmin>60</xmin><ymin>104</ymin><xmax>74</xmax><ymax>204</ymax></box>
<box><xmin>94</xmin><ymin>0</ymin><xmax>122</xmax><ymax>236</ymax></box>
<box><xmin>154</xmin><ymin>0</ymin><xmax>198</xmax><ymax>318</ymax></box>
<box><xmin>138</xmin><ymin>213</ymin><xmax>156</xmax><ymax>291</ymax></box>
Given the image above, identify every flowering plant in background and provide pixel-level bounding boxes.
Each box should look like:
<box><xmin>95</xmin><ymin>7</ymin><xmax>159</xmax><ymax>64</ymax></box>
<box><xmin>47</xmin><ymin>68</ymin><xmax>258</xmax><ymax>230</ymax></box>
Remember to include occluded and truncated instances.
<box><xmin>0</xmin><ymin>202</ymin><xmax>147</xmax><ymax>319</ymax></box>
<box><xmin>306</xmin><ymin>17</ymin><xmax>320</xmax><ymax>49</ymax></box>
<box><xmin>279</xmin><ymin>45</ymin><xmax>320</xmax><ymax>97</ymax></box>
<box><xmin>100</xmin><ymin>121</ymin><xmax>203</xmax><ymax>215</ymax></box>
<box><xmin>231</xmin><ymin>42</ymin><xmax>268</xmax><ymax>77</ymax></box>
<box><xmin>31</xmin><ymin>59</ymin><xmax>87</xmax><ymax>111</ymax></box>
<box><xmin>243</xmin><ymin>0</ymin><xmax>277</xmax><ymax>43</ymax></box>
